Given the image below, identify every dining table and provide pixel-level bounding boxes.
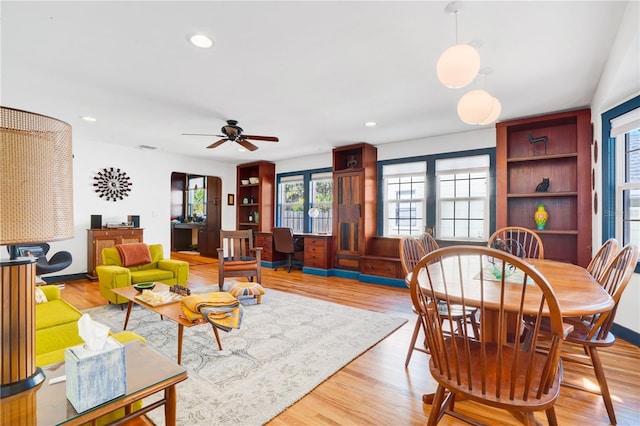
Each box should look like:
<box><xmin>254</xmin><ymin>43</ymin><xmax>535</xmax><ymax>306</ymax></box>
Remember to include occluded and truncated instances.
<box><xmin>408</xmin><ymin>256</ymin><xmax>615</xmax><ymax>406</ymax></box>
<box><xmin>409</xmin><ymin>257</ymin><xmax>614</xmax><ymax>318</ymax></box>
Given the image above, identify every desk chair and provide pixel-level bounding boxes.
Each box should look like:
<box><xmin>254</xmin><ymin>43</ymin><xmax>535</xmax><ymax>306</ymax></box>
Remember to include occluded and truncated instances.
<box><xmin>272</xmin><ymin>227</ymin><xmax>304</xmax><ymax>272</ymax></box>
<box><xmin>410</xmin><ymin>246</ymin><xmax>566</xmax><ymax>425</ymax></box>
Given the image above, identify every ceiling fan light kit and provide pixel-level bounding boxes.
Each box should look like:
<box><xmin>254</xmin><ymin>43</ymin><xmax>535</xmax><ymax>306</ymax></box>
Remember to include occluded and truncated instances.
<box><xmin>437</xmin><ymin>2</ymin><xmax>501</xmax><ymax>126</ymax></box>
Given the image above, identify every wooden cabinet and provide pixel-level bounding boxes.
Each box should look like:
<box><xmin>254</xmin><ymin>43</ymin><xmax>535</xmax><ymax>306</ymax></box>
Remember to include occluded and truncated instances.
<box><xmin>332</xmin><ymin>143</ymin><xmax>377</xmax><ymax>271</ymax></box>
<box><xmin>87</xmin><ymin>228</ymin><xmax>144</xmax><ymax>279</ymax></box>
<box><xmin>496</xmin><ymin>108</ymin><xmax>592</xmax><ymax>267</ymax></box>
<box><xmin>237</xmin><ymin>161</ymin><xmax>275</xmax><ymax>233</ymax></box>
<box><xmin>304</xmin><ymin>235</ymin><xmax>333</xmax><ymax>269</ymax></box>
<box><xmin>361</xmin><ymin>236</ymin><xmax>403</xmax><ymax>279</ymax></box>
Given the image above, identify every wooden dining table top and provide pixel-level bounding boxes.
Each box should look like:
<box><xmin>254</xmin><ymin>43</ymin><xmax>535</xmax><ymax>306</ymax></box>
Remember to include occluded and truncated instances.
<box><xmin>410</xmin><ymin>257</ymin><xmax>614</xmax><ymax>317</ymax></box>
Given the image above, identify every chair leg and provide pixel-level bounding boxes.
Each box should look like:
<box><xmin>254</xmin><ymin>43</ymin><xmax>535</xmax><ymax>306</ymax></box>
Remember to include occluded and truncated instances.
<box><xmin>588</xmin><ymin>346</ymin><xmax>617</xmax><ymax>425</ymax></box>
<box><xmin>211</xmin><ymin>325</ymin><xmax>222</xmax><ymax>350</ymax></box>
<box><xmin>405</xmin><ymin>316</ymin><xmax>422</xmax><ymax>367</ymax></box>
<box><xmin>545</xmin><ymin>406</ymin><xmax>559</xmax><ymax>426</ymax></box>
<box><xmin>287</xmin><ymin>253</ymin><xmax>292</xmax><ymax>273</ymax></box>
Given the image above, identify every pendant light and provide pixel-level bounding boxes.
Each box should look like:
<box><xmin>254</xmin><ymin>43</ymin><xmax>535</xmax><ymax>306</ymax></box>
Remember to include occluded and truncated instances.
<box><xmin>457</xmin><ymin>68</ymin><xmax>502</xmax><ymax>125</ymax></box>
<box><xmin>436</xmin><ymin>2</ymin><xmax>480</xmax><ymax>89</ymax></box>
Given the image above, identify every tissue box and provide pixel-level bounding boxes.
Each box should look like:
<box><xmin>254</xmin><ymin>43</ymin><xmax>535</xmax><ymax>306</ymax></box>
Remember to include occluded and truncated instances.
<box><xmin>65</xmin><ymin>337</ymin><xmax>126</xmax><ymax>413</ymax></box>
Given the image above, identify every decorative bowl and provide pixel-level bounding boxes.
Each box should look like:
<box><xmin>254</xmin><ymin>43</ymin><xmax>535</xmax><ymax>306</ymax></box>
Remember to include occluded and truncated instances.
<box><xmin>241</xmin><ymin>179</ymin><xmax>249</xmax><ymax>185</ymax></box>
<box><xmin>133</xmin><ymin>282</ymin><xmax>156</xmax><ymax>292</ymax></box>
<box><xmin>249</xmin><ymin>177</ymin><xmax>259</xmax><ymax>184</ymax></box>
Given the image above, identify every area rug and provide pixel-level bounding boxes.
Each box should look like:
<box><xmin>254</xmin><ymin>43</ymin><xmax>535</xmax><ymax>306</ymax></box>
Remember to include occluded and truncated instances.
<box><xmin>85</xmin><ymin>289</ymin><xmax>406</xmax><ymax>425</ymax></box>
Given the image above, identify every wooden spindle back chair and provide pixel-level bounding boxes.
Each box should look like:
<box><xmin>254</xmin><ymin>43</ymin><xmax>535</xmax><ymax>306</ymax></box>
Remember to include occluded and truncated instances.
<box><xmin>409</xmin><ymin>246</ymin><xmax>565</xmax><ymax>425</ymax></box>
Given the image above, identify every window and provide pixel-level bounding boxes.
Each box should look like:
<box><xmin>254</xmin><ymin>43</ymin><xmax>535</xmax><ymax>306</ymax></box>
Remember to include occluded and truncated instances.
<box><xmin>309</xmin><ymin>172</ymin><xmax>333</xmax><ymax>234</ymax></box>
<box><xmin>379</xmin><ymin>149</ymin><xmax>494</xmax><ymax>241</ymax></box>
<box><xmin>277</xmin><ymin>168</ymin><xmax>333</xmax><ymax>233</ymax></box>
<box><xmin>187</xmin><ymin>175</ymin><xmax>205</xmax><ymax>220</ymax></box>
<box><xmin>436</xmin><ymin>155</ymin><xmax>490</xmax><ymax>240</ymax></box>
<box><xmin>602</xmin><ymin>96</ymin><xmax>640</xmax><ymax>272</ymax></box>
<box><xmin>613</xmin><ymin>109</ymin><xmax>640</xmax><ymax>250</ymax></box>
<box><xmin>278</xmin><ymin>175</ymin><xmax>305</xmax><ymax>233</ymax></box>
<box><xmin>383</xmin><ymin>162</ymin><xmax>426</xmax><ymax>236</ymax></box>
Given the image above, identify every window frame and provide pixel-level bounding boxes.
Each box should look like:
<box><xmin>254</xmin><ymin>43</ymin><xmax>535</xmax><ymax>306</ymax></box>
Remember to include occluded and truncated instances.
<box><xmin>382</xmin><ymin>162</ymin><xmax>427</xmax><ymax>236</ymax></box>
<box><xmin>601</xmin><ymin>94</ymin><xmax>640</xmax><ymax>273</ymax></box>
<box><xmin>377</xmin><ymin>147</ymin><xmax>496</xmax><ymax>241</ymax></box>
<box><xmin>276</xmin><ymin>167</ymin><xmax>332</xmax><ymax>233</ymax></box>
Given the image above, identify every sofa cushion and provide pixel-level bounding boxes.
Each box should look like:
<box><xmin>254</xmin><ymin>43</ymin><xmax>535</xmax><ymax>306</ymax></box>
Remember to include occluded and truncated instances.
<box><xmin>131</xmin><ymin>269</ymin><xmax>174</xmax><ymax>283</ymax></box>
<box><xmin>36</xmin><ymin>299</ymin><xmax>83</xmax><ymax>330</ymax></box>
<box><xmin>36</xmin><ymin>321</ymin><xmax>83</xmax><ymax>355</ymax></box>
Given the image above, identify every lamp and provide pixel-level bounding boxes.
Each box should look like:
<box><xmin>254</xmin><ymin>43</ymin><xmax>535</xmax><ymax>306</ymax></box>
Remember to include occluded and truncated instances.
<box><xmin>436</xmin><ymin>2</ymin><xmax>480</xmax><ymax>88</ymax></box>
<box><xmin>0</xmin><ymin>107</ymin><xmax>73</xmax><ymax>398</ymax></box>
<box><xmin>457</xmin><ymin>68</ymin><xmax>502</xmax><ymax>125</ymax></box>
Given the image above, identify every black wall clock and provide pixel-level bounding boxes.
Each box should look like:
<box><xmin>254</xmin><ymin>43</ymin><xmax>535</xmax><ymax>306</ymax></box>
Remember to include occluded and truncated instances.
<box><xmin>93</xmin><ymin>167</ymin><xmax>133</xmax><ymax>201</ymax></box>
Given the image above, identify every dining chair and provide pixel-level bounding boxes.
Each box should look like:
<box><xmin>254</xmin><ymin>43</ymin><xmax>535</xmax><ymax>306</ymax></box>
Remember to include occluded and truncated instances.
<box><xmin>216</xmin><ymin>230</ymin><xmax>262</xmax><ymax>288</ymax></box>
<box><xmin>272</xmin><ymin>227</ymin><xmax>304</xmax><ymax>272</ymax></box>
<box><xmin>400</xmin><ymin>236</ymin><xmax>478</xmax><ymax>368</ymax></box>
<box><xmin>586</xmin><ymin>238</ymin><xmax>619</xmax><ymax>283</ymax></box>
<box><xmin>399</xmin><ymin>236</ymin><xmax>429</xmax><ymax>366</ymax></box>
<box><xmin>487</xmin><ymin>226</ymin><xmax>544</xmax><ymax>260</ymax></box>
<box><xmin>409</xmin><ymin>246</ymin><xmax>566</xmax><ymax>425</ymax></box>
<box><xmin>559</xmin><ymin>243</ymin><xmax>638</xmax><ymax>425</ymax></box>
<box><xmin>417</xmin><ymin>232</ymin><xmax>439</xmax><ymax>254</ymax></box>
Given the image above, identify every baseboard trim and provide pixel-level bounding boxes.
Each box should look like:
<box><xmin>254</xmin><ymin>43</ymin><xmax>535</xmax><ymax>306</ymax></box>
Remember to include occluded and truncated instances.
<box><xmin>611</xmin><ymin>323</ymin><xmax>640</xmax><ymax>348</ymax></box>
<box><xmin>42</xmin><ymin>273</ymin><xmax>86</xmax><ymax>284</ymax></box>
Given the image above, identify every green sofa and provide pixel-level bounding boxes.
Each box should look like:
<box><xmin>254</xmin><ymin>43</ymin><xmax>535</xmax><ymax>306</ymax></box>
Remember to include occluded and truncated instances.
<box><xmin>36</xmin><ymin>285</ymin><xmax>143</xmax><ymax>366</ymax></box>
<box><xmin>97</xmin><ymin>243</ymin><xmax>189</xmax><ymax>305</ymax></box>
<box><xmin>36</xmin><ymin>285</ymin><xmax>145</xmax><ymax>424</ymax></box>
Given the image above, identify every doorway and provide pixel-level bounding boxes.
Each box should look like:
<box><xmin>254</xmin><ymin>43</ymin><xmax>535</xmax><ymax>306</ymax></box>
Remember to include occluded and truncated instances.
<box><xmin>171</xmin><ymin>172</ymin><xmax>222</xmax><ymax>258</ymax></box>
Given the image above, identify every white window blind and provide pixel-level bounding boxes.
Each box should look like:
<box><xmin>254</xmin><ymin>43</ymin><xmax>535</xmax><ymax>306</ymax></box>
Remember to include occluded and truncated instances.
<box><xmin>611</xmin><ymin>107</ymin><xmax>640</xmax><ymax>137</ymax></box>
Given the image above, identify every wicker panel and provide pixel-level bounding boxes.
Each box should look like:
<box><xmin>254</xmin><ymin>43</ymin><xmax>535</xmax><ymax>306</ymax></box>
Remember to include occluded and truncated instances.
<box><xmin>0</xmin><ymin>107</ymin><xmax>73</xmax><ymax>244</ymax></box>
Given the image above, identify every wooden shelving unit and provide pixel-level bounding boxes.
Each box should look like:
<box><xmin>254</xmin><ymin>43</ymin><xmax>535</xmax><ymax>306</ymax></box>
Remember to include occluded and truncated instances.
<box><xmin>496</xmin><ymin>108</ymin><xmax>592</xmax><ymax>267</ymax></box>
<box><xmin>332</xmin><ymin>143</ymin><xmax>377</xmax><ymax>271</ymax></box>
<box><xmin>236</xmin><ymin>161</ymin><xmax>275</xmax><ymax>233</ymax></box>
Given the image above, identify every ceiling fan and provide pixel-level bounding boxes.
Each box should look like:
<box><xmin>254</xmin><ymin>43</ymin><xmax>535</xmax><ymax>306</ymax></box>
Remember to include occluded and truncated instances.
<box><xmin>183</xmin><ymin>120</ymin><xmax>279</xmax><ymax>151</ymax></box>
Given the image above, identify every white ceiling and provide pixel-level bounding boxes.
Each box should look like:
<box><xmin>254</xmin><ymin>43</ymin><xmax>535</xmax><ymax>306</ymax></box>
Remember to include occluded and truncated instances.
<box><xmin>1</xmin><ymin>1</ymin><xmax>630</xmax><ymax>164</ymax></box>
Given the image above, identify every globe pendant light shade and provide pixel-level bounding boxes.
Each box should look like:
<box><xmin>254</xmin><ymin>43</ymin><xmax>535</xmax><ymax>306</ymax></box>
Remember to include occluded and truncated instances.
<box><xmin>457</xmin><ymin>89</ymin><xmax>494</xmax><ymax>124</ymax></box>
<box><xmin>436</xmin><ymin>44</ymin><xmax>480</xmax><ymax>88</ymax></box>
<box><xmin>479</xmin><ymin>96</ymin><xmax>502</xmax><ymax>125</ymax></box>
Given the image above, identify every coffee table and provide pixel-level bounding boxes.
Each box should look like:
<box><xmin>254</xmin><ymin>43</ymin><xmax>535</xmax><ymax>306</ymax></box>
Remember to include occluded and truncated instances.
<box><xmin>111</xmin><ymin>283</ymin><xmax>221</xmax><ymax>364</ymax></box>
<box><xmin>0</xmin><ymin>340</ymin><xmax>187</xmax><ymax>426</ymax></box>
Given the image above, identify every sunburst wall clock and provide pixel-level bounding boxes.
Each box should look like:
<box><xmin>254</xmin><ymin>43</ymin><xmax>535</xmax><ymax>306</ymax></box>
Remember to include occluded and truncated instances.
<box><xmin>93</xmin><ymin>167</ymin><xmax>133</xmax><ymax>201</ymax></box>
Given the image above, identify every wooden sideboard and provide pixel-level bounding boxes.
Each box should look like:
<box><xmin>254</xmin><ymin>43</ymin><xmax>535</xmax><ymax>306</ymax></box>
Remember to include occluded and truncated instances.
<box><xmin>87</xmin><ymin>228</ymin><xmax>144</xmax><ymax>280</ymax></box>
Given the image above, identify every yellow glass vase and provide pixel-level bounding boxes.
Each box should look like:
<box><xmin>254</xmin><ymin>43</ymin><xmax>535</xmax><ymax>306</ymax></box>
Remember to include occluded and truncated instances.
<box><xmin>534</xmin><ymin>204</ymin><xmax>548</xmax><ymax>230</ymax></box>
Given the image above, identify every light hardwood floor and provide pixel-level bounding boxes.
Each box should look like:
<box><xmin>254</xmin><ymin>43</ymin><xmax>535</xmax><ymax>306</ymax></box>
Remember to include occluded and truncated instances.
<box><xmin>59</xmin><ymin>253</ymin><xmax>640</xmax><ymax>425</ymax></box>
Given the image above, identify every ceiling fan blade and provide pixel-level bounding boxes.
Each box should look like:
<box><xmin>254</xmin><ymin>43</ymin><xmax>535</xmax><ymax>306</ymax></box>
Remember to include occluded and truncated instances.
<box><xmin>242</xmin><ymin>134</ymin><xmax>279</xmax><ymax>142</ymax></box>
<box><xmin>182</xmin><ymin>133</ymin><xmax>225</xmax><ymax>137</ymax></box>
<box><xmin>237</xmin><ymin>139</ymin><xmax>259</xmax><ymax>151</ymax></box>
<box><xmin>207</xmin><ymin>139</ymin><xmax>228</xmax><ymax>149</ymax></box>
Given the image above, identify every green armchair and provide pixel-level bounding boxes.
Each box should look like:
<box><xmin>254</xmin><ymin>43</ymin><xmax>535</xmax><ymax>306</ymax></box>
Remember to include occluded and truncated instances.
<box><xmin>97</xmin><ymin>243</ymin><xmax>189</xmax><ymax>304</ymax></box>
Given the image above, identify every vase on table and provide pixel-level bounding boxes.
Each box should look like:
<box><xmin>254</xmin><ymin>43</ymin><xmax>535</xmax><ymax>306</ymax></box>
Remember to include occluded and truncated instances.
<box><xmin>534</xmin><ymin>204</ymin><xmax>548</xmax><ymax>230</ymax></box>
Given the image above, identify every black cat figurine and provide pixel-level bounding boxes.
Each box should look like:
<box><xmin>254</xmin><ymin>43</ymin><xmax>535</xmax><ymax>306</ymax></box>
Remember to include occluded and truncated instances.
<box><xmin>535</xmin><ymin>178</ymin><xmax>550</xmax><ymax>192</ymax></box>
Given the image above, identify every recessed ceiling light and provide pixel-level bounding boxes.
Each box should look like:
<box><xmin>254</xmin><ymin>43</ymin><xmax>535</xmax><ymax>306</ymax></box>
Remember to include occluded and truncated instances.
<box><xmin>81</xmin><ymin>116</ymin><xmax>97</xmax><ymax>122</ymax></box>
<box><xmin>189</xmin><ymin>34</ymin><xmax>214</xmax><ymax>49</ymax></box>
<box><xmin>238</xmin><ymin>148</ymin><xmax>247</xmax><ymax>152</ymax></box>
<box><xmin>364</xmin><ymin>121</ymin><xmax>377</xmax><ymax>127</ymax></box>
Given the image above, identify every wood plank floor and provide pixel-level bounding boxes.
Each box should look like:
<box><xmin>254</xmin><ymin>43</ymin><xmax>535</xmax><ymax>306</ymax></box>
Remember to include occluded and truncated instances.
<box><xmin>58</xmin><ymin>253</ymin><xmax>640</xmax><ymax>425</ymax></box>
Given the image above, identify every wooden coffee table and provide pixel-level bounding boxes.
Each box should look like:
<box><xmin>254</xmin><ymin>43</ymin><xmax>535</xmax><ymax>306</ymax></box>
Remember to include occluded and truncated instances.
<box><xmin>111</xmin><ymin>283</ymin><xmax>221</xmax><ymax>364</ymax></box>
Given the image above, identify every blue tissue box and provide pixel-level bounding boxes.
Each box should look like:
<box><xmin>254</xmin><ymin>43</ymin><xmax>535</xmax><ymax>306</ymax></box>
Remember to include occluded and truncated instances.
<box><xmin>65</xmin><ymin>337</ymin><xmax>126</xmax><ymax>413</ymax></box>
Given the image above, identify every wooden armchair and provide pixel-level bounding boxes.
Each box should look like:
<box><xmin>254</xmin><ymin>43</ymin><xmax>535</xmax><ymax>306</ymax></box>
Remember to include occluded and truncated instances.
<box><xmin>217</xmin><ymin>230</ymin><xmax>262</xmax><ymax>288</ymax></box>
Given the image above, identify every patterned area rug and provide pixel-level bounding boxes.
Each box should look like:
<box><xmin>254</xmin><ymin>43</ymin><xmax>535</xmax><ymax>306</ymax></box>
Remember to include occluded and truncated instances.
<box><xmin>86</xmin><ymin>289</ymin><xmax>406</xmax><ymax>425</ymax></box>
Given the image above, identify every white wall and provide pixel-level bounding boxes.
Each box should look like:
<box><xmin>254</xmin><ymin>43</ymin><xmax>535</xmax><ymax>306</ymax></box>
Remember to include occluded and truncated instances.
<box><xmin>0</xmin><ymin>139</ymin><xmax>238</xmax><ymax>275</ymax></box>
<box><xmin>590</xmin><ymin>0</ymin><xmax>640</xmax><ymax>333</ymax></box>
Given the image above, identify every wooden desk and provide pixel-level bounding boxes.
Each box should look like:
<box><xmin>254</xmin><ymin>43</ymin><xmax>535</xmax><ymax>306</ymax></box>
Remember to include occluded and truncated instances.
<box><xmin>411</xmin><ymin>258</ymin><xmax>613</xmax><ymax>317</ymax></box>
<box><xmin>0</xmin><ymin>341</ymin><xmax>187</xmax><ymax>426</ymax></box>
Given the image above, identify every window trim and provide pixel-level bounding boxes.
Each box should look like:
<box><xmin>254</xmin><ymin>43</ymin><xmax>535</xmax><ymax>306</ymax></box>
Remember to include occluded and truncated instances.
<box><xmin>377</xmin><ymin>147</ymin><xmax>496</xmax><ymax>240</ymax></box>
<box><xmin>601</xmin><ymin>94</ymin><xmax>640</xmax><ymax>273</ymax></box>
